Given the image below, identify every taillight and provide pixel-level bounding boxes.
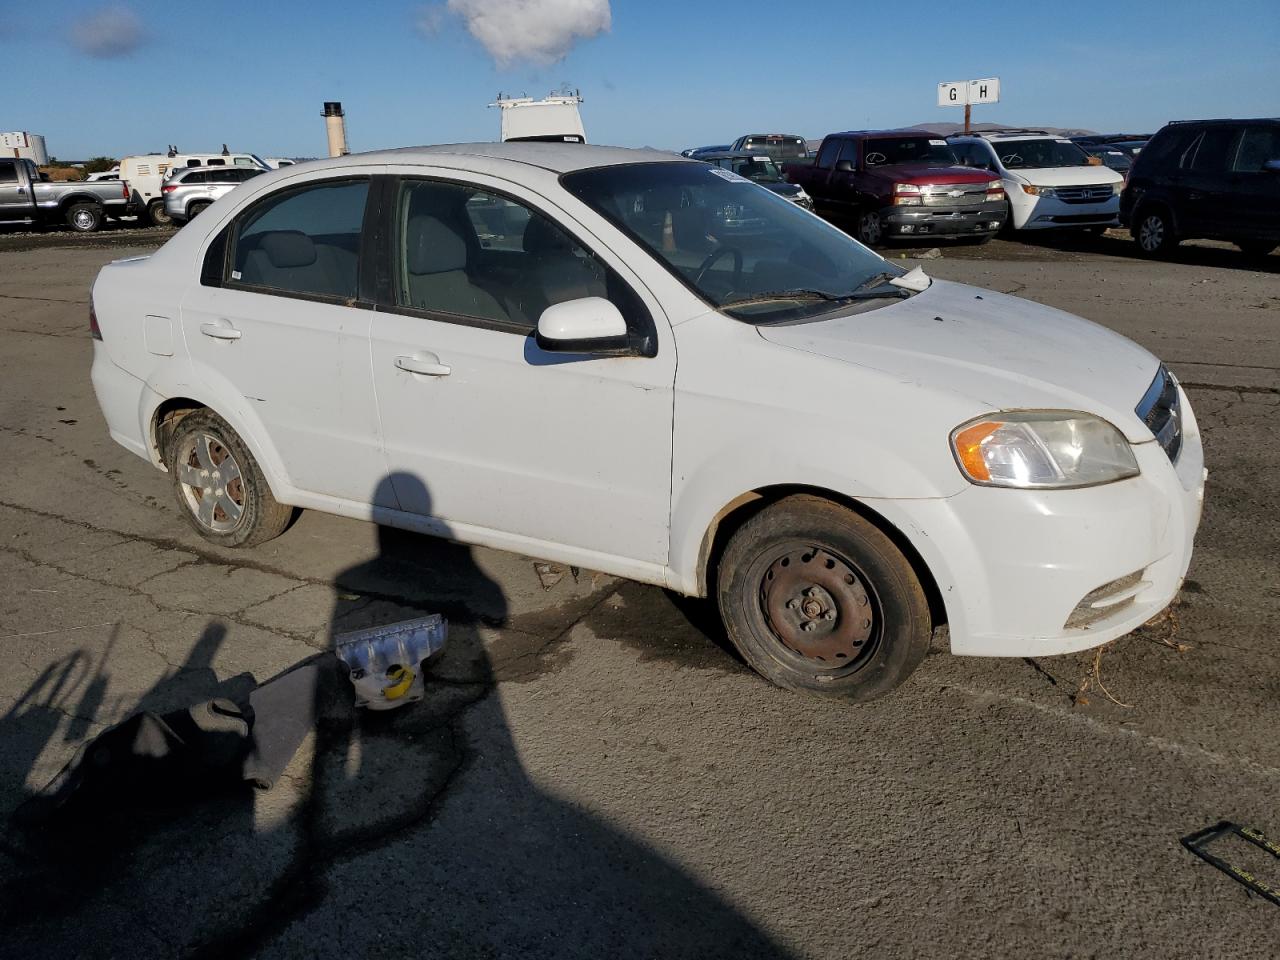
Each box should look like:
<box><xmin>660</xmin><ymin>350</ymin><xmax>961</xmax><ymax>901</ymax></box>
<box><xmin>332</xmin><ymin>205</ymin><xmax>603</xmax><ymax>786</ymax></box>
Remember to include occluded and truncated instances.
<box><xmin>162</xmin><ymin>184</ymin><xmax>178</xmax><ymax>193</ymax></box>
<box><xmin>122</xmin><ymin>182</ymin><xmax>130</xmax><ymax>200</ymax></box>
<box><xmin>90</xmin><ymin>301</ymin><xmax>102</xmax><ymax>341</ymax></box>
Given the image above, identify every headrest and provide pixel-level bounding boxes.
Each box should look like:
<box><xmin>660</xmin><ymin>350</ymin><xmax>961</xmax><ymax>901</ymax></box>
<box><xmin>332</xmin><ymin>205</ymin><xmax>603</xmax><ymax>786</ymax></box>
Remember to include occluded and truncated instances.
<box><xmin>259</xmin><ymin>231</ymin><xmax>316</xmax><ymax>269</ymax></box>
<box><xmin>522</xmin><ymin>215</ymin><xmax>573</xmax><ymax>255</ymax></box>
<box><xmin>406</xmin><ymin>215</ymin><xmax>467</xmax><ymax>275</ymax></box>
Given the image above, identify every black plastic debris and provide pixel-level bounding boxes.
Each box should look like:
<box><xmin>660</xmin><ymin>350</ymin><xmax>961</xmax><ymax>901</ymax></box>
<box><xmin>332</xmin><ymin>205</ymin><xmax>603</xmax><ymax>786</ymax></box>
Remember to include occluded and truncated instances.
<box><xmin>1182</xmin><ymin>820</ymin><xmax>1280</xmax><ymax>906</ymax></box>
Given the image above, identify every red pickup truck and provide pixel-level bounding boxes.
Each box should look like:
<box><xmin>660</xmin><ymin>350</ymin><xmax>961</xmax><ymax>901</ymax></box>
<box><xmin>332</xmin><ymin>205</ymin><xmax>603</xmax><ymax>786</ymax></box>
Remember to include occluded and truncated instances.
<box><xmin>784</xmin><ymin>131</ymin><xmax>1006</xmax><ymax>245</ymax></box>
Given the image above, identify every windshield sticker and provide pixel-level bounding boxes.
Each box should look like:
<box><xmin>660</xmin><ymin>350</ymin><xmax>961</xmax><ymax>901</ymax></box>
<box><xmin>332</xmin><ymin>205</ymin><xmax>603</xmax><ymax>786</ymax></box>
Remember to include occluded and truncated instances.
<box><xmin>929</xmin><ymin>139</ymin><xmax>947</xmax><ymax>146</ymax></box>
<box><xmin>754</xmin><ymin>156</ymin><xmax>770</xmax><ymax>161</ymax></box>
<box><xmin>707</xmin><ymin>167</ymin><xmax>751</xmax><ymax>183</ymax></box>
<box><xmin>1056</xmin><ymin>138</ymin><xmax>1072</xmax><ymax>144</ymax></box>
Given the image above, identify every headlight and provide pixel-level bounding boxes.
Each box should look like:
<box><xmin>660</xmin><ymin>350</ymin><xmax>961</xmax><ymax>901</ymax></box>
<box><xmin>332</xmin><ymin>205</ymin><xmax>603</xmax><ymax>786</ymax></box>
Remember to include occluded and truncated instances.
<box><xmin>987</xmin><ymin>180</ymin><xmax>1002</xmax><ymax>190</ymax></box>
<box><xmin>950</xmin><ymin>412</ymin><xmax>1139</xmax><ymax>488</ymax></box>
<box><xmin>894</xmin><ymin>183</ymin><xmax>922</xmax><ymax>194</ymax></box>
<box><xmin>1021</xmin><ymin>183</ymin><xmax>1055</xmax><ymax>197</ymax></box>
<box><xmin>1112</xmin><ymin>182</ymin><xmax>1124</xmax><ymax>195</ymax></box>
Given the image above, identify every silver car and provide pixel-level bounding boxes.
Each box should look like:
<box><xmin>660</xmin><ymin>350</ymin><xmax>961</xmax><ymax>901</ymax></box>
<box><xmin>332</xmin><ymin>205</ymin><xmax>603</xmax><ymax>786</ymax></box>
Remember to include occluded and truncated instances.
<box><xmin>162</xmin><ymin>165</ymin><xmax>265</xmax><ymax>223</ymax></box>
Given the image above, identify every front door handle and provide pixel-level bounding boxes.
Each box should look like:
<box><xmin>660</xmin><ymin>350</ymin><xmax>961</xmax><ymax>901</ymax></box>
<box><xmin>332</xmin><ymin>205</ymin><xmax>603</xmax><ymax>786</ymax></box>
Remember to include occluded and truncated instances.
<box><xmin>395</xmin><ymin>353</ymin><xmax>451</xmax><ymax>377</ymax></box>
<box><xmin>200</xmin><ymin>321</ymin><xmax>242</xmax><ymax>341</ymax></box>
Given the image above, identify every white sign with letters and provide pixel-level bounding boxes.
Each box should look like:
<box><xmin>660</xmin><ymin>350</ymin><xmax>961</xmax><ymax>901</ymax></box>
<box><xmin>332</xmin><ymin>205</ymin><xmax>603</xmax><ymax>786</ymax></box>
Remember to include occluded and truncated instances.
<box><xmin>938</xmin><ymin>78</ymin><xmax>1001</xmax><ymax>106</ymax></box>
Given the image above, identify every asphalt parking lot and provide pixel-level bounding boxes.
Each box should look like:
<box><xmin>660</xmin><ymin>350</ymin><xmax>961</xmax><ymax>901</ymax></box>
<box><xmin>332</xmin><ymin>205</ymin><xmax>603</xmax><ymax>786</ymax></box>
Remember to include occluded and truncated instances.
<box><xmin>1</xmin><ymin>226</ymin><xmax>1278</xmax><ymax>958</ymax></box>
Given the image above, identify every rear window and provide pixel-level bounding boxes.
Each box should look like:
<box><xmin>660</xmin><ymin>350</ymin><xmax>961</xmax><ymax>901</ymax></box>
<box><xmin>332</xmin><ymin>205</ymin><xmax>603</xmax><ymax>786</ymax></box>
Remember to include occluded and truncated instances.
<box><xmin>740</xmin><ymin>136</ymin><xmax>808</xmax><ymax>161</ymax></box>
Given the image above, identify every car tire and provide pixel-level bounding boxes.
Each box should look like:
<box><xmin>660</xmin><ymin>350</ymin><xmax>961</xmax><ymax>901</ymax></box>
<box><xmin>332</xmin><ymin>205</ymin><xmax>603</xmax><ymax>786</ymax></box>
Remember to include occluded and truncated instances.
<box><xmin>855</xmin><ymin>210</ymin><xmax>884</xmax><ymax>247</ymax></box>
<box><xmin>1236</xmin><ymin>240</ymin><xmax>1277</xmax><ymax>258</ymax></box>
<box><xmin>65</xmin><ymin>203</ymin><xmax>104</xmax><ymax>233</ymax></box>
<box><xmin>1134</xmin><ymin>206</ymin><xmax>1178</xmax><ymax>257</ymax></box>
<box><xmin>187</xmin><ymin>200</ymin><xmax>211</xmax><ymax>221</ymax></box>
<box><xmin>166</xmin><ymin>409</ymin><xmax>293</xmax><ymax>548</ymax></box>
<box><xmin>148</xmin><ymin>201</ymin><xmax>173</xmax><ymax>227</ymax></box>
<box><xmin>716</xmin><ymin>494</ymin><xmax>932</xmax><ymax>702</ymax></box>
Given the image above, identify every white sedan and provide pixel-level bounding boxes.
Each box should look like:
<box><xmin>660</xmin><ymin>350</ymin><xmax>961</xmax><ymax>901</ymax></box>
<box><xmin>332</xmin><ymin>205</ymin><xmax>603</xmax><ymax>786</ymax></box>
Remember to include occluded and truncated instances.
<box><xmin>89</xmin><ymin>143</ymin><xmax>1205</xmax><ymax>701</ymax></box>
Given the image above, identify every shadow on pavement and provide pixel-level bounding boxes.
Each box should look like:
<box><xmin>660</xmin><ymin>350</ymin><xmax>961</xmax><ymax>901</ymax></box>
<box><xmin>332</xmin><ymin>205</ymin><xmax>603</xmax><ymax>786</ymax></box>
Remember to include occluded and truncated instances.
<box><xmin>1</xmin><ymin>472</ymin><xmax>793</xmax><ymax>959</ymax></box>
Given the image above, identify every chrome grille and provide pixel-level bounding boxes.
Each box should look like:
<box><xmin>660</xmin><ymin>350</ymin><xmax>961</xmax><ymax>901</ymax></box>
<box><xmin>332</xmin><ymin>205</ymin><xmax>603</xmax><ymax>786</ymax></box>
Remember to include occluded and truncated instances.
<box><xmin>1055</xmin><ymin>185</ymin><xmax>1114</xmax><ymax>204</ymax></box>
<box><xmin>1136</xmin><ymin>365</ymin><xmax>1182</xmax><ymax>463</ymax></box>
<box><xmin>921</xmin><ymin>183</ymin><xmax>988</xmax><ymax>207</ymax></box>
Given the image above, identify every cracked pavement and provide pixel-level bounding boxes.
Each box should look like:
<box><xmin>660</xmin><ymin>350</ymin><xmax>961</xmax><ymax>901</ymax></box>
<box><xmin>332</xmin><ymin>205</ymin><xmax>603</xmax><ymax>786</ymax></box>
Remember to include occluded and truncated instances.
<box><xmin>0</xmin><ymin>235</ymin><xmax>1278</xmax><ymax>958</ymax></box>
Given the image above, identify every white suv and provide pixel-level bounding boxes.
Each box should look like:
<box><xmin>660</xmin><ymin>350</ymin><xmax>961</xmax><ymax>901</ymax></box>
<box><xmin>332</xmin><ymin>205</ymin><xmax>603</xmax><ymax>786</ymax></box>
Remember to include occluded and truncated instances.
<box><xmin>948</xmin><ymin>131</ymin><xmax>1123</xmax><ymax>231</ymax></box>
<box><xmin>89</xmin><ymin>143</ymin><xmax>1204</xmax><ymax>702</ymax></box>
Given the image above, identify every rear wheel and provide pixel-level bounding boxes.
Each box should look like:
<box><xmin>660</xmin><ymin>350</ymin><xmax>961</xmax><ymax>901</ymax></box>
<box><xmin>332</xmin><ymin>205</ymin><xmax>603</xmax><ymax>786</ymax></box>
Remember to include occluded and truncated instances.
<box><xmin>716</xmin><ymin>495</ymin><xmax>931</xmax><ymax>702</ymax></box>
<box><xmin>165</xmin><ymin>409</ymin><xmax>292</xmax><ymax>548</ymax></box>
<box><xmin>1134</xmin><ymin>206</ymin><xmax>1178</xmax><ymax>256</ymax></box>
<box><xmin>65</xmin><ymin>203</ymin><xmax>104</xmax><ymax>232</ymax></box>
<box><xmin>148</xmin><ymin>201</ymin><xmax>173</xmax><ymax>227</ymax></box>
<box><xmin>186</xmin><ymin>200</ymin><xmax>211</xmax><ymax>221</ymax></box>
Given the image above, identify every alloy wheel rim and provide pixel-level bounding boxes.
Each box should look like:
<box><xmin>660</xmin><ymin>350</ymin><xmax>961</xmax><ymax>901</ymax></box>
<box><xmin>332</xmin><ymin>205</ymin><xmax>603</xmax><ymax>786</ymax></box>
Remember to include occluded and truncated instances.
<box><xmin>177</xmin><ymin>433</ymin><xmax>246</xmax><ymax>532</ymax></box>
<box><xmin>73</xmin><ymin>210</ymin><xmax>94</xmax><ymax>229</ymax></box>
<box><xmin>757</xmin><ymin>545</ymin><xmax>879</xmax><ymax>668</ymax></box>
<box><xmin>860</xmin><ymin>213</ymin><xmax>881</xmax><ymax>245</ymax></box>
<box><xmin>1140</xmin><ymin>216</ymin><xmax>1163</xmax><ymax>251</ymax></box>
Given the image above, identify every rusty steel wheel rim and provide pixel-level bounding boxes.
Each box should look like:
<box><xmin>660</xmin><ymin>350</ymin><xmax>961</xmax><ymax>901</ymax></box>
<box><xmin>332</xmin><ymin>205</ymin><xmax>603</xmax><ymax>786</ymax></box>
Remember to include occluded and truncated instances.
<box><xmin>758</xmin><ymin>545</ymin><xmax>878</xmax><ymax>667</ymax></box>
<box><xmin>176</xmin><ymin>433</ymin><xmax>245</xmax><ymax>533</ymax></box>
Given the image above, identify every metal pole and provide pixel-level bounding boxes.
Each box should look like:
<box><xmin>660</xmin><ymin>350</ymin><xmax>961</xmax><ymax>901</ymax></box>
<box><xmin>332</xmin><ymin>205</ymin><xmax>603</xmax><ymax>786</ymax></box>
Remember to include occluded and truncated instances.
<box><xmin>964</xmin><ymin>102</ymin><xmax>971</xmax><ymax>135</ymax></box>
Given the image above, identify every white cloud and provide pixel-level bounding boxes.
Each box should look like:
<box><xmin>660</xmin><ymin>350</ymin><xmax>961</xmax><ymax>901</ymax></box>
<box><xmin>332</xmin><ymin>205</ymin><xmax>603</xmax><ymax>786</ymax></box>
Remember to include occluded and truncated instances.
<box><xmin>421</xmin><ymin>0</ymin><xmax>611</xmax><ymax>67</ymax></box>
<box><xmin>69</xmin><ymin>5</ymin><xmax>148</xmax><ymax>59</ymax></box>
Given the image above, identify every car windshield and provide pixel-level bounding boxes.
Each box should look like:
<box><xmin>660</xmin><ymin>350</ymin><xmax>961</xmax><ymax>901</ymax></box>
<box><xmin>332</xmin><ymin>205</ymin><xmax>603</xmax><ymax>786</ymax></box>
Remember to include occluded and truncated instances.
<box><xmin>996</xmin><ymin>139</ymin><xmax>1093</xmax><ymax>169</ymax></box>
<box><xmin>561</xmin><ymin>162</ymin><xmax>895</xmax><ymax>323</ymax></box>
<box><xmin>863</xmin><ymin>137</ymin><xmax>957</xmax><ymax>167</ymax></box>
<box><xmin>1089</xmin><ymin>148</ymin><xmax>1132</xmax><ymax>172</ymax></box>
<box><xmin>729</xmin><ymin>156</ymin><xmax>782</xmax><ymax>182</ymax></box>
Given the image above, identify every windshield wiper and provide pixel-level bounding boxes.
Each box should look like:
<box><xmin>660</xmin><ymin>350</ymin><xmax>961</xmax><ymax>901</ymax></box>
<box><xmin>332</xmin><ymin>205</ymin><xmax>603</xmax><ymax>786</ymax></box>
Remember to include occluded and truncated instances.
<box><xmin>721</xmin><ymin>285</ymin><xmax>907</xmax><ymax>310</ymax></box>
<box><xmin>853</xmin><ymin>271</ymin><xmax>901</xmax><ymax>293</ymax></box>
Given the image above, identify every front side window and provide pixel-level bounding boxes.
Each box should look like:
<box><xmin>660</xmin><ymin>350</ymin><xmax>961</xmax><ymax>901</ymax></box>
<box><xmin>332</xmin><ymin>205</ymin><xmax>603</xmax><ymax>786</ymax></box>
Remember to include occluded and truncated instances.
<box><xmin>562</xmin><ymin>162</ymin><xmax>892</xmax><ymax>324</ymax></box>
<box><xmin>995</xmin><ymin>139</ymin><xmax>1092</xmax><ymax>169</ymax></box>
<box><xmin>230</xmin><ymin>179</ymin><xmax>368</xmax><ymax>301</ymax></box>
<box><xmin>1232</xmin><ymin>127</ymin><xmax>1280</xmax><ymax>172</ymax></box>
<box><xmin>863</xmin><ymin>137</ymin><xmax>957</xmax><ymax>167</ymax></box>
<box><xmin>815</xmin><ymin>139</ymin><xmax>842</xmax><ymax>169</ymax></box>
<box><xmin>234</xmin><ymin>157</ymin><xmax>256</xmax><ymax>167</ymax></box>
<box><xmin>394</xmin><ymin>179</ymin><xmax>642</xmax><ymax>335</ymax></box>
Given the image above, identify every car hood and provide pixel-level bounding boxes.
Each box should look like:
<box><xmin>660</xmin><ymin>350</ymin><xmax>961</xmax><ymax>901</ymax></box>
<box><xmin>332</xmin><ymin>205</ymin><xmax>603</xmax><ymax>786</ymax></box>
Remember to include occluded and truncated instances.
<box><xmin>1007</xmin><ymin>165</ymin><xmax>1123</xmax><ymax>186</ymax></box>
<box><xmin>761</xmin><ymin>181</ymin><xmax>803</xmax><ymax>196</ymax></box>
<box><xmin>756</xmin><ymin>278</ymin><xmax>1159</xmax><ymax>441</ymax></box>
<box><xmin>872</xmin><ymin>163</ymin><xmax>995</xmax><ymax>184</ymax></box>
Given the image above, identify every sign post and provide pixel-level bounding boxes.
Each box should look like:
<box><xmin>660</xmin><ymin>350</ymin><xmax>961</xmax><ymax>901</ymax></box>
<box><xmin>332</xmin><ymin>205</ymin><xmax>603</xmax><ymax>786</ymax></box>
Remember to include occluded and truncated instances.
<box><xmin>937</xmin><ymin>78</ymin><xmax>1000</xmax><ymax>133</ymax></box>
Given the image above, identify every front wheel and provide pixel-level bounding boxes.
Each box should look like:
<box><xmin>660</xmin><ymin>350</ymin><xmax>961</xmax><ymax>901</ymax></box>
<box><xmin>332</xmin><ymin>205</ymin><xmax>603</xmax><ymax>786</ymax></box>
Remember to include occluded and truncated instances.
<box><xmin>855</xmin><ymin>210</ymin><xmax>884</xmax><ymax>247</ymax></box>
<box><xmin>1134</xmin><ymin>207</ymin><xmax>1178</xmax><ymax>256</ymax></box>
<box><xmin>717</xmin><ymin>495</ymin><xmax>931</xmax><ymax>702</ymax></box>
<box><xmin>66</xmin><ymin>203</ymin><xmax>104</xmax><ymax>232</ymax></box>
<box><xmin>166</xmin><ymin>409</ymin><xmax>293</xmax><ymax>548</ymax></box>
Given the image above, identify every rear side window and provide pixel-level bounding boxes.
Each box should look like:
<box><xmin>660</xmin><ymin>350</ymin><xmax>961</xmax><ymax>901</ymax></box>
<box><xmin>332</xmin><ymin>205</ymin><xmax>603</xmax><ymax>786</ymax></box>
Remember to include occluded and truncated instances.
<box><xmin>815</xmin><ymin>139</ymin><xmax>842</xmax><ymax>169</ymax></box>
<box><xmin>0</xmin><ymin>161</ymin><xmax>15</xmax><ymax>184</ymax></box>
<box><xmin>188</xmin><ymin>159</ymin><xmax>202</xmax><ymax>167</ymax></box>
<box><xmin>1181</xmin><ymin>128</ymin><xmax>1238</xmax><ymax>172</ymax></box>
<box><xmin>1233</xmin><ymin>127</ymin><xmax>1280</xmax><ymax>173</ymax></box>
<box><xmin>233</xmin><ymin>157</ymin><xmax>256</xmax><ymax>167</ymax></box>
<box><xmin>183</xmin><ymin>171</ymin><xmax>208</xmax><ymax>184</ymax></box>
<box><xmin>230</xmin><ymin>179</ymin><xmax>369</xmax><ymax>302</ymax></box>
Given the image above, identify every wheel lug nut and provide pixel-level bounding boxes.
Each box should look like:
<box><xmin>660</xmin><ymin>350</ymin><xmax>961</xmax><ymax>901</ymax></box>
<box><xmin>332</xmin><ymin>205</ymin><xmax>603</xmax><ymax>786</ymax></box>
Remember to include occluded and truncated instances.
<box><xmin>822</xmin><ymin>611</ymin><xmax>836</xmax><ymax>621</ymax></box>
<box><xmin>786</xmin><ymin>599</ymin><xmax>800</xmax><ymax>611</ymax></box>
<box><xmin>800</xmin><ymin>621</ymin><xmax>818</xmax><ymax>632</ymax></box>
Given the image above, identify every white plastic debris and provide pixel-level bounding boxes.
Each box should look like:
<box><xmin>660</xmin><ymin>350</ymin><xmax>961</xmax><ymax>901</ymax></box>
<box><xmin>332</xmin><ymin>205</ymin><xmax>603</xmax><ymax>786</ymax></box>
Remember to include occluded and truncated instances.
<box><xmin>891</xmin><ymin>265</ymin><xmax>933</xmax><ymax>291</ymax></box>
<box><xmin>335</xmin><ymin>614</ymin><xmax>447</xmax><ymax>711</ymax></box>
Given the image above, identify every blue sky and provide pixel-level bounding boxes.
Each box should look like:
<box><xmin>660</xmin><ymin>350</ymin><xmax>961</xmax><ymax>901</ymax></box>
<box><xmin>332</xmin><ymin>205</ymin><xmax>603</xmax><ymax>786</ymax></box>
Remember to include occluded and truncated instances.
<box><xmin>3</xmin><ymin>0</ymin><xmax>1278</xmax><ymax>160</ymax></box>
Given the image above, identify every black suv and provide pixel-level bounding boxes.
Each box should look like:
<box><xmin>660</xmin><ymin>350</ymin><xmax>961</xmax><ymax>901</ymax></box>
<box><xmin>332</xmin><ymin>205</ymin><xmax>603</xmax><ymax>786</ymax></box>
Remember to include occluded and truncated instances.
<box><xmin>1120</xmin><ymin>118</ymin><xmax>1280</xmax><ymax>258</ymax></box>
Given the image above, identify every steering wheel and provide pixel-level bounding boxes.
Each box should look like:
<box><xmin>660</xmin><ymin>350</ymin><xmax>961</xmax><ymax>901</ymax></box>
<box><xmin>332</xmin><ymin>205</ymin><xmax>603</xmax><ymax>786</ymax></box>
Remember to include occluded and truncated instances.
<box><xmin>693</xmin><ymin>246</ymin><xmax>744</xmax><ymax>288</ymax></box>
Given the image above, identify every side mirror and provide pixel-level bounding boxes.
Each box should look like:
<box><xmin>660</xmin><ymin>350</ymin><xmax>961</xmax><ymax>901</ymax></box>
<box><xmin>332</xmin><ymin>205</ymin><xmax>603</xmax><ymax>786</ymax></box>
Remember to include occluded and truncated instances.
<box><xmin>835</xmin><ymin>159</ymin><xmax>855</xmax><ymax>173</ymax></box>
<box><xmin>1263</xmin><ymin>159</ymin><xmax>1280</xmax><ymax>173</ymax></box>
<box><xmin>535</xmin><ymin>297</ymin><xmax>633</xmax><ymax>355</ymax></box>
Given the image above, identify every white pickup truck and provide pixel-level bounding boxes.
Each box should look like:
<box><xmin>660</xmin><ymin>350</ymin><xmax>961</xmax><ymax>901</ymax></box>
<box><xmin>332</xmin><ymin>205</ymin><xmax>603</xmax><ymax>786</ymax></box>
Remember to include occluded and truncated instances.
<box><xmin>0</xmin><ymin>157</ymin><xmax>136</xmax><ymax>231</ymax></box>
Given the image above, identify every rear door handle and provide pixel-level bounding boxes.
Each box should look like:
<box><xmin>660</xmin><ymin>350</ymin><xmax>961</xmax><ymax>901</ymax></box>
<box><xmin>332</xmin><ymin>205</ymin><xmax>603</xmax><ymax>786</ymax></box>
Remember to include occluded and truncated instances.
<box><xmin>200</xmin><ymin>321</ymin><xmax>242</xmax><ymax>341</ymax></box>
<box><xmin>395</xmin><ymin>353</ymin><xmax>451</xmax><ymax>377</ymax></box>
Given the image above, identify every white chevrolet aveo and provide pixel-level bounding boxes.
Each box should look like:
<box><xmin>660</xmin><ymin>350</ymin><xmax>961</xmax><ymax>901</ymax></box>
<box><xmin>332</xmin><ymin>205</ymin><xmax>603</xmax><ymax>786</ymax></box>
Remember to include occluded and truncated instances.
<box><xmin>89</xmin><ymin>143</ymin><xmax>1205</xmax><ymax>701</ymax></box>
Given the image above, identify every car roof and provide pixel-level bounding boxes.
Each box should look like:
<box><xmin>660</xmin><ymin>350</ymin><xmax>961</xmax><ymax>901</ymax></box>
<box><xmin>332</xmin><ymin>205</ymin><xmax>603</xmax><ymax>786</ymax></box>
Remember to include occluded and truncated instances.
<box><xmin>951</xmin><ymin>131</ymin><xmax>1069</xmax><ymax>142</ymax></box>
<box><xmin>306</xmin><ymin>142</ymin><xmax>687</xmax><ymax>175</ymax></box>
<box><xmin>736</xmin><ymin>133</ymin><xmax>805</xmax><ymax>140</ymax></box>
<box><xmin>830</xmin><ymin>130</ymin><xmax>947</xmax><ymax>140</ymax></box>
<box><xmin>695</xmin><ymin>150</ymin><xmax>775</xmax><ymax>161</ymax></box>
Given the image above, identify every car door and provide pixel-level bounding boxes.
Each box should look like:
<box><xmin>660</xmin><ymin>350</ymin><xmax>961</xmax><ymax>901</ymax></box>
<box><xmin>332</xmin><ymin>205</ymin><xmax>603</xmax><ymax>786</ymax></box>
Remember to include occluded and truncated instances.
<box><xmin>1225</xmin><ymin>125</ymin><xmax>1280</xmax><ymax>240</ymax></box>
<box><xmin>368</xmin><ymin>173</ymin><xmax>676</xmax><ymax>570</ymax></box>
<box><xmin>1177</xmin><ymin>126</ymin><xmax>1239</xmax><ymax>237</ymax></box>
<box><xmin>0</xmin><ymin>160</ymin><xmax>30</xmax><ymax>219</ymax></box>
<box><xmin>179</xmin><ymin>174</ymin><xmax>391</xmax><ymax>505</ymax></box>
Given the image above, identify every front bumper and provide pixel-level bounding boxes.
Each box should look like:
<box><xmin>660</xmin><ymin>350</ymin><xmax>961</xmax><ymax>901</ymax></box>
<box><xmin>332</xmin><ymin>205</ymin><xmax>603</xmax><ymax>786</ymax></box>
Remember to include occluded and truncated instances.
<box><xmin>896</xmin><ymin>384</ymin><xmax>1205</xmax><ymax>657</ymax></box>
<box><xmin>1011</xmin><ymin>193</ymin><xmax>1120</xmax><ymax>230</ymax></box>
<box><xmin>881</xmin><ymin>200</ymin><xmax>1005</xmax><ymax>238</ymax></box>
